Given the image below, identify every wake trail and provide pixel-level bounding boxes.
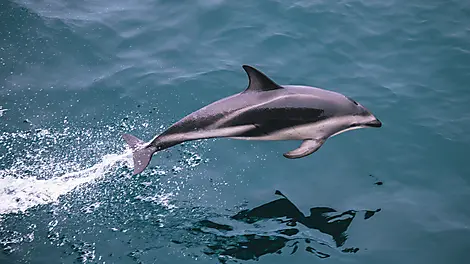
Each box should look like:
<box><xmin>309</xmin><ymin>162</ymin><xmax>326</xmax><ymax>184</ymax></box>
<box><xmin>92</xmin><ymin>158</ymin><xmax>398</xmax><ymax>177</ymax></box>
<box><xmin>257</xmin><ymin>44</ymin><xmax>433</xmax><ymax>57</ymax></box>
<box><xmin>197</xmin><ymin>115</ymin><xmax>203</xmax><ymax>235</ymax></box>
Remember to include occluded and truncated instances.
<box><xmin>0</xmin><ymin>138</ymin><xmax>133</xmax><ymax>217</ymax></box>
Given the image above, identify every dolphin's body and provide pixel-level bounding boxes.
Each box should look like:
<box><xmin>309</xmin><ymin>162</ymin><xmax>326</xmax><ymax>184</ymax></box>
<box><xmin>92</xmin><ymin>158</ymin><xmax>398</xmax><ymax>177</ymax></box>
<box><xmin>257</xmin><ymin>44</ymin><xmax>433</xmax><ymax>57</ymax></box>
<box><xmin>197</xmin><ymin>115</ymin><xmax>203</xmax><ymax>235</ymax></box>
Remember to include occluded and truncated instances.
<box><xmin>123</xmin><ymin>65</ymin><xmax>382</xmax><ymax>175</ymax></box>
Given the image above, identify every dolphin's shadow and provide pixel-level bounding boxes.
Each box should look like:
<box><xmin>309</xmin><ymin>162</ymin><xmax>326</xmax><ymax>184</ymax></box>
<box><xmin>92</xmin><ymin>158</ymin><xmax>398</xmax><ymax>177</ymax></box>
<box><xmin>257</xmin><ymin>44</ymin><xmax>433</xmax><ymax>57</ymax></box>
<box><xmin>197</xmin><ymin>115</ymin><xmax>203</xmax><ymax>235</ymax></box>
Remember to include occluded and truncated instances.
<box><xmin>189</xmin><ymin>190</ymin><xmax>381</xmax><ymax>263</ymax></box>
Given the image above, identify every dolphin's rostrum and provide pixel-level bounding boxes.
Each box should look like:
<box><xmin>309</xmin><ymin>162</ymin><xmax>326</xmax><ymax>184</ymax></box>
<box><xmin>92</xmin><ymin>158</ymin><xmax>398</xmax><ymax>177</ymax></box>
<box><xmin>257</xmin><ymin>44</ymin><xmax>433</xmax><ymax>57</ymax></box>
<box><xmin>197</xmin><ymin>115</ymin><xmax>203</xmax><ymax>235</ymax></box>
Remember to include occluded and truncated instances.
<box><xmin>123</xmin><ymin>65</ymin><xmax>382</xmax><ymax>175</ymax></box>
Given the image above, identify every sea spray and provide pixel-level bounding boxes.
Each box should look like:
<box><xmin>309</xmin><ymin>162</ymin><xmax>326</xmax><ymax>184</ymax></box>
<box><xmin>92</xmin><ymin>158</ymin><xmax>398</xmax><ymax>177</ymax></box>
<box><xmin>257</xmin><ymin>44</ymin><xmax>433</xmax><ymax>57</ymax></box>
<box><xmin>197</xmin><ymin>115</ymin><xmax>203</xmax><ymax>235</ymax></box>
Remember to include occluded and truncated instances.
<box><xmin>0</xmin><ymin>150</ymin><xmax>132</xmax><ymax>216</ymax></box>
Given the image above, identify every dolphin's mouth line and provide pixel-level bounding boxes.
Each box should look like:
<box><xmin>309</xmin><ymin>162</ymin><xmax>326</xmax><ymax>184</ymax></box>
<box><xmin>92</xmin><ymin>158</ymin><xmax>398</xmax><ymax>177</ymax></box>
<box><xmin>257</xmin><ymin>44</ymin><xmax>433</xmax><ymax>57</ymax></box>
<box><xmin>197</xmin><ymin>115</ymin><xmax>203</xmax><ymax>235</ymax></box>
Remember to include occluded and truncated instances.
<box><xmin>364</xmin><ymin>119</ymin><xmax>382</xmax><ymax>128</ymax></box>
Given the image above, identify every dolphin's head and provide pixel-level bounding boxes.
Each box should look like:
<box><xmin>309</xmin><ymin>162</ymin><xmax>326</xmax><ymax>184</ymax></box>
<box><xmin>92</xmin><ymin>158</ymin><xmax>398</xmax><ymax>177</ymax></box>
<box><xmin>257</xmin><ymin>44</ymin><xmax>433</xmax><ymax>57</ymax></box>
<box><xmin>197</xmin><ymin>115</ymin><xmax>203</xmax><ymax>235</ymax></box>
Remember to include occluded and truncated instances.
<box><xmin>344</xmin><ymin>96</ymin><xmax>382</xmax><ymax>128</ymax></box>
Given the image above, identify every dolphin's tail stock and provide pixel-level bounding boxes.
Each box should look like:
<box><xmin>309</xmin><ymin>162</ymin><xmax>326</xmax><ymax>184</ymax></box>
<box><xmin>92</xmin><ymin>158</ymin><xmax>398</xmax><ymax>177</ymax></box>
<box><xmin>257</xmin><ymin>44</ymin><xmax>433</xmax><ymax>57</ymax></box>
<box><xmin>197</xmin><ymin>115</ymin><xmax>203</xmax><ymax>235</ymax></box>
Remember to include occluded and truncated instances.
<box><xmin>122</xmin><ymin>134</ymin><xmax>156</xmax><ymax>175</ymax></box>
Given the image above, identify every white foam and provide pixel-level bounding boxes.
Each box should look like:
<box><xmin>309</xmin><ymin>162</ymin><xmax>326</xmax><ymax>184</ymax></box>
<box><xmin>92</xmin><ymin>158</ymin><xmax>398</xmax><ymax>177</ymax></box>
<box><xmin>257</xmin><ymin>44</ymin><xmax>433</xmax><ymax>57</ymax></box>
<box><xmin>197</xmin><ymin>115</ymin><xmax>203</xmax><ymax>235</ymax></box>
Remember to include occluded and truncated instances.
<box><xmin>0</xmin><ymin>150</ymin><xmax>132</xmax><ymax>217</ymax></box>
<box><xmin>0</xmin><ymin>106</ymin><xmax>8</xmax><ymax>117</ymax></box>
<box><xmin>0</xmin><ymin>126</ymin><xmax>206</xmax><ymax>220</ymax></box>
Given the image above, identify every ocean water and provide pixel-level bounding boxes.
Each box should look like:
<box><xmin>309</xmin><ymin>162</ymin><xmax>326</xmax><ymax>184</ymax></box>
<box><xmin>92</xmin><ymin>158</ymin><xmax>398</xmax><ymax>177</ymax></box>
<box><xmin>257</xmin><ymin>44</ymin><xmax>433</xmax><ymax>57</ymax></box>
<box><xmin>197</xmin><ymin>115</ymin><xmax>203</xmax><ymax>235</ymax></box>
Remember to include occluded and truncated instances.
<box><xmin>1</xmin><ymin>0</ymin><xmax>470</xmax><ymax>263</ymax></box>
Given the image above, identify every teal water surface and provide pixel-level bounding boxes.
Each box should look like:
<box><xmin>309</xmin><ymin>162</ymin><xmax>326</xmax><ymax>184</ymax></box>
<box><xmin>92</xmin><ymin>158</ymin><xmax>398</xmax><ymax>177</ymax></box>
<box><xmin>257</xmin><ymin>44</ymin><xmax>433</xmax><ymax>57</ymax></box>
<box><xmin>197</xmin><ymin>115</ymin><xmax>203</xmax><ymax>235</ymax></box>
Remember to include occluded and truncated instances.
<box><xmin>1</xmin><ymin>0</ymin><xmax>470</xmax><ymax>263</ymax></box>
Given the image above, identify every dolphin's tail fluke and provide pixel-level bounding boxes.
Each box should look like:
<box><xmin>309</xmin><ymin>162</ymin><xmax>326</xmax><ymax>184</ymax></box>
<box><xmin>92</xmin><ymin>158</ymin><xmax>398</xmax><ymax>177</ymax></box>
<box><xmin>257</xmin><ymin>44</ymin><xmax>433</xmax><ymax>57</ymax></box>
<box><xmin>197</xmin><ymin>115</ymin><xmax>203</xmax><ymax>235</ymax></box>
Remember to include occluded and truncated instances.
<box><xmin>122</xmin><ymin>133</ymin><xmax>156</xmax><ymax>175</ymax></box>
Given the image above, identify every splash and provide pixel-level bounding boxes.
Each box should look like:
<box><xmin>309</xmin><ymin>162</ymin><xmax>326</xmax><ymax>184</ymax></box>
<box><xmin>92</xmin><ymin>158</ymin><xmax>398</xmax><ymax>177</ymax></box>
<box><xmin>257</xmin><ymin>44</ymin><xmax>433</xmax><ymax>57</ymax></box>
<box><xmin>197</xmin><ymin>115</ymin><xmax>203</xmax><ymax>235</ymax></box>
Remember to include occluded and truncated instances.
<box><xmin>0</xmin><ymin>127</ymin><xmax>133</xmax><ymax>218</ymax></box>
<box><xmin>0</xmin><ymin>124</ymin><xmax>208</xmax><ymax>219</ymax></box>
<box><xmin>0</xmin><ymin>151</ymin><xmax>132</xmax><ymax>216</ymax></box>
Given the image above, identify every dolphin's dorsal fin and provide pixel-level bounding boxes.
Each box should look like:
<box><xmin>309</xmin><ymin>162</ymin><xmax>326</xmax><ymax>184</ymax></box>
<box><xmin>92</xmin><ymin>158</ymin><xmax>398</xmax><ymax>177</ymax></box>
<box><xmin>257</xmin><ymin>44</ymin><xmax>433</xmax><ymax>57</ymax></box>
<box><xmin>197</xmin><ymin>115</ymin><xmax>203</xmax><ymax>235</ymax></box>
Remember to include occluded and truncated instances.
<box><xmin>242</xmin><ymin>65</ymin><xmax>283</xmax><ymax>93</ymax></box>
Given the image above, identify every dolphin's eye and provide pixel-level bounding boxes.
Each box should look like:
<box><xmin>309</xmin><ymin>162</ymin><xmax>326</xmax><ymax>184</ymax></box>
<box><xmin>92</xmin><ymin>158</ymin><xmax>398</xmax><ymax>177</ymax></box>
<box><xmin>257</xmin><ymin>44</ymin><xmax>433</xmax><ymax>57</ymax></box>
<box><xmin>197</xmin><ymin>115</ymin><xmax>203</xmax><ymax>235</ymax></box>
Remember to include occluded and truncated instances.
<box><xmin>347</xmin><ymin>97</ymin><xmax>358</xmax><ymax>105</ymax></box>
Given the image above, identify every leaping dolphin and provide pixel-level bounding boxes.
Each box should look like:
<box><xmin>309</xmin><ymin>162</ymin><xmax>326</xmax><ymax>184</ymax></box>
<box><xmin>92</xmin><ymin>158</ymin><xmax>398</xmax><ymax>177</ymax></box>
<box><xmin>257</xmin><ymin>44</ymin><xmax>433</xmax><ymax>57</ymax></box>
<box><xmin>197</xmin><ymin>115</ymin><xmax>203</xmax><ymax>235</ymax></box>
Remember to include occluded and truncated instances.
<box><xmin>123</xmin><ymin>65</ymin><xmax>382</xmax><ymax>175</ymax></box>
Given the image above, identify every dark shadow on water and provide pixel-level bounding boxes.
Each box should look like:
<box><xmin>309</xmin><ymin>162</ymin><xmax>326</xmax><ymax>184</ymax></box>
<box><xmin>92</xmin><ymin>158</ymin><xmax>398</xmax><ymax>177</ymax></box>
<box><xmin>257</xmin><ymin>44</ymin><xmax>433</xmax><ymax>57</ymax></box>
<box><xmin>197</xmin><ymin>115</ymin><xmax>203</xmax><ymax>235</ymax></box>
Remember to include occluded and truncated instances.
<box><xmin>187</xmin><ymin>190</ymin><xmax>381</xmax><ymax>263</ymax></box>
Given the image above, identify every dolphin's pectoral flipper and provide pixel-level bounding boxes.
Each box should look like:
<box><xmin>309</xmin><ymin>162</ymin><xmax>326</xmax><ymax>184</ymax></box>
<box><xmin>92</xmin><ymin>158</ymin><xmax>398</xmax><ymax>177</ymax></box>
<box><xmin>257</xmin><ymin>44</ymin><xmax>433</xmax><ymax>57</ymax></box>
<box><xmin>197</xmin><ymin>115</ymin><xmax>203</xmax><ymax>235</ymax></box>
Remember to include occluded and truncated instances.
<box><xmin>283</xmin><ymin>139</ymin><xmax>325</xmax><ymax>159</ymax></box>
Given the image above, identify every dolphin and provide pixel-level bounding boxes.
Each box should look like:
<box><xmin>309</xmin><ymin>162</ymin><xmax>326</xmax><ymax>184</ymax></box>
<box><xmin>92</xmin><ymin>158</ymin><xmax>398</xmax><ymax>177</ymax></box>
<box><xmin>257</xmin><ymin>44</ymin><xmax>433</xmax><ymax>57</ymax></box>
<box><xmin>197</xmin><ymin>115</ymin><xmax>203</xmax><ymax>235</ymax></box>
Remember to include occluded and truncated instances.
<box><xmin>122</xmin><ymin>65</ymin><xmax>382</xmax><ymax>175</ymax></box>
